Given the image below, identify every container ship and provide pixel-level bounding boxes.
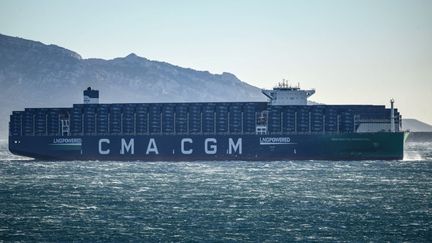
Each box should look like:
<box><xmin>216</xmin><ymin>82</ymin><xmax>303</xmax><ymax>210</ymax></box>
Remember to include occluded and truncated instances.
<box><xmin>9</xmin><ymin>82</ymin><xmax>408</xmax><ymax>161</ymax></box>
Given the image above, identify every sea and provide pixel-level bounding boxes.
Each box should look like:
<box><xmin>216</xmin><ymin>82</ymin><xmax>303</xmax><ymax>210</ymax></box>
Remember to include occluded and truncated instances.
<box><xmin>0</xmin><ymin>139</ymin><xmax>431</xmax><ymax>242</ymax></box>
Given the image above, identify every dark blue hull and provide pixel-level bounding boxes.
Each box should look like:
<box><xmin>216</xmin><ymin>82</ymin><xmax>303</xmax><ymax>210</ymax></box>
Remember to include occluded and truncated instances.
<box><xmin>9</xmin><ymin>132</ymin><xmax>406</xmax><ymax>161</ymax></box>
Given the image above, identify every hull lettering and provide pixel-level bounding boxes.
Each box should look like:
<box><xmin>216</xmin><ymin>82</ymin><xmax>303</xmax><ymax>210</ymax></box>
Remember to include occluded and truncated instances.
<box><xmin>99</xmin><ymin>139</ymin><xmax>110</xmax><ymax>155</ymax></box>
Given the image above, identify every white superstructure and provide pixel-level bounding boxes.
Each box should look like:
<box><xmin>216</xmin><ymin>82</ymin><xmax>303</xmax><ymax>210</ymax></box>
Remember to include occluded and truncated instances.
<box><xmin>262</xmin><ymin>80</ymin><xmax>315</xmax><ymax>106</ymax></box>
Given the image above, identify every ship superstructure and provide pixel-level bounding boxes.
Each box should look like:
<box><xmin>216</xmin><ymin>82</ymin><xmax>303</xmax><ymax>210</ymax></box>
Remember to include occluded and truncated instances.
<box><xmin>261</xmin><ymin>80</ymin><xmax>315</xmax><ymax>106</ymax></box>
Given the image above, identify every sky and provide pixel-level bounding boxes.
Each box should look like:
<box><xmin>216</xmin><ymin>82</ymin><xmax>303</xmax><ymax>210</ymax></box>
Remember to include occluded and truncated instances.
<box><xmin>1</xmin><ymin>0</ymin><xmax>431</xmax><ymax>124</ymax></box>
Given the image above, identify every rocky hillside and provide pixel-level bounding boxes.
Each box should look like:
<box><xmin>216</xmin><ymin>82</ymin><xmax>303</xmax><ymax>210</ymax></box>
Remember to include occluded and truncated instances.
<box><xmin>402</xmin><ymin>119</ymin><xmax>432</xmax><ymax>132</ymax></box>
<box><xmin>0</xmin><ymin>34</ymin><xmax>264</xmax><ymax>137</ymax></box>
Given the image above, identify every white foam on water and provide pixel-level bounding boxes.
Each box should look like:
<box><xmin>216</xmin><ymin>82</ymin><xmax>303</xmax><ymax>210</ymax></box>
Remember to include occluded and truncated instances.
<box><xmin>404</xmin><ymin>141</ymin><xmax>432</xmax><ymax>161</ymax></box>
<box><xmin>403</xmin><ymin>151</ymin><xmax>424</xmax><ymax>161</ymax></box>
<box><xmin>0</xmin><ymin>139</ymin><xmax>33</xmax><ymax>161</ymax></box>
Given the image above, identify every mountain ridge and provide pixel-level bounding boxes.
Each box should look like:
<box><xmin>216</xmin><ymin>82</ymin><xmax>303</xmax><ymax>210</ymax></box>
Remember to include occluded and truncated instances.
<box><xmin>402</xmin><ymin>119</ymin><xmax>432</xmax><ymax>132</ymax></box>
<box><xmin>2</xmin><ymin>33</ymin><xmax>430</xmax><ymax>138</ymax></box>
<box><xmin>0</xmin><ymin>33</ymin><xmax>265</xmax><ymax>137</ymax></box>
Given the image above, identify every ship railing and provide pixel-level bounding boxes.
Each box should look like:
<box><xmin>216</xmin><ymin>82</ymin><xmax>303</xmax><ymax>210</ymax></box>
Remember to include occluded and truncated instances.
<box><xmin>13</xmin><ymin>130</ymin><xmax>374</xmax><ymax>137</ymax></box>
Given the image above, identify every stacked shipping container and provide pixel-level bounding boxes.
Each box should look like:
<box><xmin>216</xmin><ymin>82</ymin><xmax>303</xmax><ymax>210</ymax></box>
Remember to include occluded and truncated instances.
<box><xmin>9</xmin><ymin>103</ymin><xmax>400</xmax><ymax>137</ymax></box>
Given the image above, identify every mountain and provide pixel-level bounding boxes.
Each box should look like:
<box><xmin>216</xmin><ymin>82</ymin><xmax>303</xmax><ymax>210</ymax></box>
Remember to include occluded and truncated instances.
<box><xmin>0</xmin><ymin>33</ymin><xmax>265</xmax><ymax>137</ymax></box>
<box><xmin>402</xmin><ymin>119</ymin><xmax>432</xmax><ymax>132</ymax></box>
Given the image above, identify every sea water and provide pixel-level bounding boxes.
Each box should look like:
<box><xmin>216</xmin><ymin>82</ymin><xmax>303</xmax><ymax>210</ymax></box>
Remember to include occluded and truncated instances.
<box><xmin>0</xmin><ymin>140</ymin><xmax>431</xmax><ymax>241</ymax></box>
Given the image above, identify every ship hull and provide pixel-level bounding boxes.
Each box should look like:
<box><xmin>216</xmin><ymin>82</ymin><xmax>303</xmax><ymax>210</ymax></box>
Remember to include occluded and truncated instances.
<box><xmin>9</xmin><ymin>132</ymin><xmax>407</xmax><ymax>161</ymax></box>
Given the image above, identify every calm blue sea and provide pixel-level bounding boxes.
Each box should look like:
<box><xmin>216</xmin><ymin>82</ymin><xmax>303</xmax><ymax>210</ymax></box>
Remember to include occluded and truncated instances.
<box><xmin>0</xmin><ymin>140</ymin><xmax>431</xmax><ymax>242</ymax></box>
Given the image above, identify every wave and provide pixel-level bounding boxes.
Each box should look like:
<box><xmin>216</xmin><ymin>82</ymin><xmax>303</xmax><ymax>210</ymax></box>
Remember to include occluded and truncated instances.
<box><xmin>0</xmin><ymin>139</ymin><xmax>32</xmax><ymax>161</ymax></box>
<box><xmin>404</xmin><ymin>141</ymin><xmax>432</xmax><ymax>161</ymax></box>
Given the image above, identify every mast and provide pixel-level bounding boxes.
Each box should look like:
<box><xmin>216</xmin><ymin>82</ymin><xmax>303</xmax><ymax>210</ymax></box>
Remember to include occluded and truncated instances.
<box><xmin>390</xmin><ymin>99</ymin><xmax>395</xmax><ymax>132</ymax></box>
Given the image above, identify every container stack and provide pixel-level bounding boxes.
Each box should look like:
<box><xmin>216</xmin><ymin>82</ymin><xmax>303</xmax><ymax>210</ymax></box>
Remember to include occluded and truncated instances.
<box><xmin>70</xmin><ymin>105</ymin><xmax>83</xmax><ymax>135</ymax></box>
<box><xmin>282</xmin><ymin>108</ymin><xmax>296</xmax><ymax>133</ymax></box>
<box><xmin>123</xmin><ymin>104</ymin><xmax>135</xmax><ymax>135</ymax></box>
<box><xmin>202</xmin><ymin>104</ymin><xmax>215</xmax><ymax>134</ymax></box>
<box><xmin>83</xmin><ymin>105</ymin><xmax>97</xmax><ymax>135</ymax></box>
<box><xmin>110</xmin><ymin>105</ymin><xmax>122</xmax><ymax>135</ymax></box>
<box><xmin>135</xmin><ymin>105</ymin><xmax>148</xmax><ymax>134</ymax></box>
<box><xmin>97</xmin><ymin>104</ymin><xmax>110</xmax><ymax>135</ymax></box>
<box><xmin>47</xmin><ymin>109</ymin><xmax>61</xmax><ymax>136</ymax></box>
<box><xmin>175</xmin><ymin>105</ymin><xmax>188</xmax><ymax>134</ymax></box>
<box><xmin>9</xmin><ymin>111</ymin><xmax>23</xmax><ymax>136</ymax></box>
<box><xmin>268</xmin><ymin>106</ymin><xmax>282</xmax><ymax>134</ymax></box>
<box><xmin>296</xmin><ymin>107</ymin><xmax>310</xmax><ymax>133</ymax></box>
<box><xmin>34</xmin><ymin>109</ymin><xmax>47</xmax><ymax>136</ymax></box>
<box><xmin>324</xmin><ymin>107</ymin><xmax>338</xmax><ymax>133</ymax></box>
<box><xmin>9</xmin><ymin>101</ymin><xmax>403</xmax><ymax>137</ymax></box>
<box><xmin>162</xmin><ymin>104</ymin><xmax>175</xmax><ymax>134</ymax></box>
<box><xmin>229</xmin><ymin>104</ymin><xmax>242</xmax><ymax>134</ymax></box>
<box><xmin>189</xmin><ymin>104</ymin><xmax>201</xmax><ymax>134</ymax></box>
<box><xmin>243</xmin><ymin>103</ymin><xmax>256</xmax><ymax>134</ymax></box>
<box><xmin>311</xmin><ymin>106</ymin><xmax>325</xmax><ymax>133</ymax></box>
<box><xmin>215</xmin><ymin>104</ymin><xmax>228</xmax><ymax>134</ymax></box>
<box><xmin>149</xmin><ymin>105</ymin><xmax>161</xmax><ymax>134</ymax></box>
<box><xmin>340</xmin><ymin>109</ymin><xmax>354</xmax><ymax>133</ymax></box>
<box><xmin>22</xmin><ymin>109</ymin><xmax>35</xmax><ymax>136</ymax></box>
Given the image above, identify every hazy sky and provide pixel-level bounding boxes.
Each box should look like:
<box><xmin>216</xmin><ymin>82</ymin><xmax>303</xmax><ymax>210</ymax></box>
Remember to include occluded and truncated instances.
<box><xmin>1</xmin><ymin>0</ymin><xmax>431</xmax><ymax>124</ymax></box>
